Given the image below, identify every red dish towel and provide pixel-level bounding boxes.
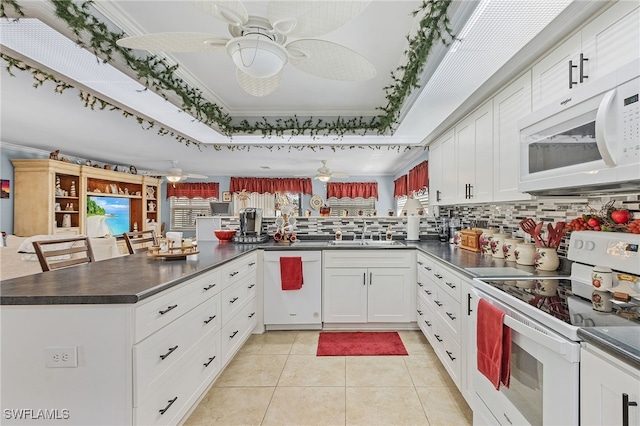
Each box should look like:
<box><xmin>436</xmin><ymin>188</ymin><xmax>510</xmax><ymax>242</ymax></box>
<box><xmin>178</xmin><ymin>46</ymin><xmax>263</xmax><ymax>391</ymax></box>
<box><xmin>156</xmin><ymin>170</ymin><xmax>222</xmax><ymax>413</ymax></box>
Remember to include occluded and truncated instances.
<box><xmin>280</xmin><ymin>257</ymin><xmax>303</xmax><ymax>290</ymax></box>
<box><xmin>477</xmin><ymin>298</ymin><xmax>512</xmax><ymax>390</ymax></box>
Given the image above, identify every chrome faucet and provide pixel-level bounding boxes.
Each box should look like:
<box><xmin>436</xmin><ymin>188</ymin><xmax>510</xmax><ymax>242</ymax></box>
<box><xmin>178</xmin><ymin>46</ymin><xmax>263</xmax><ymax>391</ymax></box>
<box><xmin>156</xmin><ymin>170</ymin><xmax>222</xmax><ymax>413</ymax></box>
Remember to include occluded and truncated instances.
<box><xmin>361</xmin><ymin>221</ymin><xmax>369</xmax><ymax>241</ymax></box>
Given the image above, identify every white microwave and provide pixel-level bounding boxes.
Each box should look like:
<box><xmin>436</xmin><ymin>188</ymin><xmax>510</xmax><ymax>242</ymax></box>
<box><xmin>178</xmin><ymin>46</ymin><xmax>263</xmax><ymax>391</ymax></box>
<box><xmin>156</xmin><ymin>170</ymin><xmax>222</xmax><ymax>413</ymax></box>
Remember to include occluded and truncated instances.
<box><xmin>519</xmin><ymin>59</ymin><xmax>639</xmax><ymax>195</ymax></box>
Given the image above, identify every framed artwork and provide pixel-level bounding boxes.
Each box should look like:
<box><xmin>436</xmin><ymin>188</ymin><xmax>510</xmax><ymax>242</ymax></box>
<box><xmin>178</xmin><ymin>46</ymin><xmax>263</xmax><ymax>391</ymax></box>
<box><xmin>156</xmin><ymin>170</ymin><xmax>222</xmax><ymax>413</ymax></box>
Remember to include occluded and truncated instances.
<box><xmin>1</xmin><ymin>179</ymin><xmax>9</xmax><ymax>199</ymax></box>
<box><xmin>222</xmin><ymin>191</ymin><xmax>232</xmax><ymax>202</ymax></box>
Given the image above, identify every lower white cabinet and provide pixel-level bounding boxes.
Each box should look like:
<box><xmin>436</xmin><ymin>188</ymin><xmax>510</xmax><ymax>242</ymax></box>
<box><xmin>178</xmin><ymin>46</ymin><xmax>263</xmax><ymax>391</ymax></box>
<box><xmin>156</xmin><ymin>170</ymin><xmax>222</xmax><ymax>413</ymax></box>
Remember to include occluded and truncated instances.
<box><xmin>323</xmin><ymin>250</ymin><xmax>415</xmax><ymax>324</ymax></box>
<box><xmin>581</xmin><ymin>344</ymin><xmax>640</xmax><ymax>426</ymax></box>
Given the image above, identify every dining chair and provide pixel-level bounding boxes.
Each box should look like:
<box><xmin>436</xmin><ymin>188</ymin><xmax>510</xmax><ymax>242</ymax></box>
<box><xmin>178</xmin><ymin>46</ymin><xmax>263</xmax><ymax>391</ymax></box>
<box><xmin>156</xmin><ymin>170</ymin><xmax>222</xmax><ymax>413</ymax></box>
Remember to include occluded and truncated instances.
<box><xmin>32</xmin><ymin>236</ymin><xmax>95</xmax><ymax>272</ymax></box>
<box><xmin>123</xmin><ymin>230</ymin><xmax>158</xmax><ymax>254</ymax></box>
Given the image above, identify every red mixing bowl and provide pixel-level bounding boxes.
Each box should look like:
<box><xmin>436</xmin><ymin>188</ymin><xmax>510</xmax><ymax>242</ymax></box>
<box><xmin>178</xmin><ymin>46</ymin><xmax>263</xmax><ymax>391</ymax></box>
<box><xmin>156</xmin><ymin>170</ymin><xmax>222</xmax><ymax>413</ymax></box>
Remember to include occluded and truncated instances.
<box><xmin>214</xmin><ymin>230</ymin><xmax>236</xmax><ymax>242</ymax></box>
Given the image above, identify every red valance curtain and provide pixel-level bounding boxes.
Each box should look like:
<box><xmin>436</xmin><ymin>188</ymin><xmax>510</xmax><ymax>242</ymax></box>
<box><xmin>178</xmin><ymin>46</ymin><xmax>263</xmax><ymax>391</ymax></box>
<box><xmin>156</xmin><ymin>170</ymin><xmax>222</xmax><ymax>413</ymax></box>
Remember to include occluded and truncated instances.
<box><xmin>327</xmin><ymin>182</ymin><xmax>378</xmax><ymax>200</ymax></box>
<box><xmin>166</xmin><ymin>182</ymin><xmax>219</xmax><ymax>199</ymax></box>
<box><xmin>408</xmin><ymin>161</ymin><xmax>428</xmax><ymax>193</ymax></box>
<box><xmin>393</xmin><ymin>175</ymin><xmax>408</xmax><ymax>198</ymax></box>
<box><xmin>229</xmin><ymin>177</ymin><xmax>312</xmax><ymax>195</ymax></box>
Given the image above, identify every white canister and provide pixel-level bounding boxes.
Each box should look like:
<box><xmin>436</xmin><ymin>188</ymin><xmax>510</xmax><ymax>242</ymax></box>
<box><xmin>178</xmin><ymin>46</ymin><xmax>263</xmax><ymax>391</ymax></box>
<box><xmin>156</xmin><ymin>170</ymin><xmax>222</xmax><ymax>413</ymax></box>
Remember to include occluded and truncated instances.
<box><xmin>479</xmin><ymin>228</ymin><xmax>497</xmax><ymax>255</ymax></box>
<box><xmin>166</xmin><ymin>231</ymin><xmax>183</xmax><ymax>248</ymax></box>
<box><xmin>592</xmin><ymin>290</ymin><xmax>613</xmax><ymax>312</ymax></box>
<box><xmin>490</xmin><ymin>233</ymin><xmax>510</xmax><ymax>258</ymax></box>
<box><xmin>62</xmin><ymin>214</ymin><xmax>72</xmax><ymax>228</ymax></box>
<box><xmin>537</xmin><ymin>279</ymin><xmax>559</xmax><ymax>296</ymax></box>
<box><xmin>591</xmin><ymin>266</ymin><xmax>613</xmax><ymax>290</ymax></box>
<box><xmin>503</xmin><ymin>238</ymin><xmax>524</xmax><ymax>262</ymax></box>
<box><xmin>534</xmin><ymin>247</ymin><xmax>560</xmax><ymax>271</ymax></box>
<box><xmin>514</xmin><ymin>242</ymin><xmax>536</xmax><ymax>266</ymax></box>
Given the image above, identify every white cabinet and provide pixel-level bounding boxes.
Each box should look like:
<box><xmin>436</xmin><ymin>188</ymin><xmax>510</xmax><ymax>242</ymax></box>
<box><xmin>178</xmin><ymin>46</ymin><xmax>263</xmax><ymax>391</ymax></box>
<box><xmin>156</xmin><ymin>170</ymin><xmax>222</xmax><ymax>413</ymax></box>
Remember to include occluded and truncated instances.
<box><xmin>428</xmin><ymin>129</ymin><xmax>455</xmax><ymax>209</ymax></box>
<box><xmin>460</xmin><ymin>279</ymin><xmax>480</xmax><ymax>410</ymax></box>
<box><xmin>492</xmin><ymin>71</ymin><xmax>533</xmax><ymax>202</ymax></box>
<box><xmin>455</xmin><ymin>100</ymin><xmax>493</xmax><ymax>203</ymax></box>
<box><xmin>581</xmin><ymin>344</ymin><xmax>640</xmax><ymax>426</ymax></box>
<box><xmin>533</xmin><ymin>1</ymin><xmax>639</xmax><ymax>110</ymax></box>
<box><xmin>323</xmin><ymin>250</ymin><xmax>415</xmax><ymax>324</ymax></box>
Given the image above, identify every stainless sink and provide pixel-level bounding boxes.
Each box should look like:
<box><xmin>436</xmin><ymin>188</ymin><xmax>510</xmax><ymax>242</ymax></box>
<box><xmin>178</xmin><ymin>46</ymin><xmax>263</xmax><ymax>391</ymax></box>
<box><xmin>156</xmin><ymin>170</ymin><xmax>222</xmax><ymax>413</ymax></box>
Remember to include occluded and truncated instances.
<box><xmin>326</xmin><ymin>240</ymin><xmax>405</xmax><ymax>247</ymax></box>
<box><xmin>327</xmin><ymin>240</ymin><xmax>364</xmax><ymax>246</ymax></box>
<box><xmin>364</xmin><ymin>240</ymin><xmax>405</xmax><ymax>246</ymax></box>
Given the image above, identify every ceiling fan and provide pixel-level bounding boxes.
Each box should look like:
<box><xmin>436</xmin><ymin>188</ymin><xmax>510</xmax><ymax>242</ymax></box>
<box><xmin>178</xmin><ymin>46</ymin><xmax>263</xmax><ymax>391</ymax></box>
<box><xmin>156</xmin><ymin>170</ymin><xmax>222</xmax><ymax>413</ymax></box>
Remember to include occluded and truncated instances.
<box><xmin>143</xmin><ymin>161</ymin><xmax>208</xmax><ymax>183</ymax></box>
<box><xmin>300</xmin><ymin>160</ymin><xmax>349</xmax><ymax>182</ymax></box>
<box><xmin>116</xmin><ymin>1</ymin><xmax>376</xmax><ymax>97</ymax></box>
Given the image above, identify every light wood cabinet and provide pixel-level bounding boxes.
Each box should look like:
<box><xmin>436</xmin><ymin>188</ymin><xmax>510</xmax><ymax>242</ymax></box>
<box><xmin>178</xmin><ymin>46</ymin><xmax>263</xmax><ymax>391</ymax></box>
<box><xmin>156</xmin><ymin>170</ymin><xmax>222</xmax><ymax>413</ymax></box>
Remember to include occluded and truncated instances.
<box><xmin>11</xmin><ymin>159</ymin><xmax>161</xmax><ymax>237</ymax></box>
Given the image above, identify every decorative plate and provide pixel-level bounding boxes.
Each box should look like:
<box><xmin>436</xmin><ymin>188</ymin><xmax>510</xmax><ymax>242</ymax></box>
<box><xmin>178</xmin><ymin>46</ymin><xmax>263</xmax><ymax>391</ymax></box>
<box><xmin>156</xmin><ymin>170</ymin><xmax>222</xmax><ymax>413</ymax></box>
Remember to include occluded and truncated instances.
<box><xmin>310</xmin><ymin>195</ymin><xmax>323</xmax><ymax>211</ymax></box>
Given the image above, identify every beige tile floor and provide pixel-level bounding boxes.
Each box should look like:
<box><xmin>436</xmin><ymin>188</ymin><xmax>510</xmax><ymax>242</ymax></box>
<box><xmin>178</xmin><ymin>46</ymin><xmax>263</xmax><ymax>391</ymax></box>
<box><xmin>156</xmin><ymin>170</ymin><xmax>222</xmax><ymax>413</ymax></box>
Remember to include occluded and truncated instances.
<box><xmin>184</xmin><ymin>330</ymin><xmax>472</xmax><ymax>426</ymax></box>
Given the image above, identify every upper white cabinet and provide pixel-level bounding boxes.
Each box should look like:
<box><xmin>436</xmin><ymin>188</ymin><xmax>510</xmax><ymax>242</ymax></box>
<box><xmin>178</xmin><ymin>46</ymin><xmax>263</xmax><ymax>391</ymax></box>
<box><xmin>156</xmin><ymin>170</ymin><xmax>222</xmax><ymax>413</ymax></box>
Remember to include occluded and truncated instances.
<box><xmin>492</xmin><ymin>71</ymin><xmax>533</xmax><ymax>202</ymax></box>
<box><xmin>428</xmin><ymin>129</ymin><xmax>454</xmax><ymax>210</ymax></box>
<box><xmin>532</xmin><ymin>1</ymin><xmax>640</xmax><ymax>110</ymax></box>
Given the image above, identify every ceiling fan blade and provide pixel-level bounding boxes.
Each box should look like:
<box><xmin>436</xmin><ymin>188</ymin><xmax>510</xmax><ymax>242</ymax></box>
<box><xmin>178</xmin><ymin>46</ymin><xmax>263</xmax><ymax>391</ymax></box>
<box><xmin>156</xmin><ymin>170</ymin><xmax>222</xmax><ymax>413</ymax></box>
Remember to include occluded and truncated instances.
<box><xmin>330</xmin><ymin>172</ymin><xmax>349</xmax><ymax>178</ymax></box>
<box><xmin>190</xmin><ymin>0</ymin><xmax>249</xmax><ymax>27</ymax></box>
<box><xmin>236</xmin><ymin>69</ymin><xmax>282</xmax><ymax>97</ymax></box>
<box><xmin>286</xmin><ymin>40</ymin><xmax>376</xmax><ymax>81</ymax></box>
<box><xmin>116</xmin><ymin>33</ymin><xmax>228</xmax><ymax>52</ymax></box>
<box><xmin>184</xmin><ymin>173</ymin><xmax>208</xmax><ymax>179</ymax></box>
<box><xmin>268</xmin><ymin>1</ymin><xmax>370</xmax><ymax>38</ymax></box>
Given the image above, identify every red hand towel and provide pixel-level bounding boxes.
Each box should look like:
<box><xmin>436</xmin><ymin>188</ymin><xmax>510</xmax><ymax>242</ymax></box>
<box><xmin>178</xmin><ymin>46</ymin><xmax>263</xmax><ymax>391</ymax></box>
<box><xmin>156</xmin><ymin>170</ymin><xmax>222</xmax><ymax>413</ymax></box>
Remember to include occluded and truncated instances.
<box><xmin>280</xmin><ymin>257</ymin><xmax>303</xmax><ymax>290</ymax></box>
<box><xmin>477</xmin><ymin>299</ymin><xmax>512</xmax><ymax>390</ymax></box>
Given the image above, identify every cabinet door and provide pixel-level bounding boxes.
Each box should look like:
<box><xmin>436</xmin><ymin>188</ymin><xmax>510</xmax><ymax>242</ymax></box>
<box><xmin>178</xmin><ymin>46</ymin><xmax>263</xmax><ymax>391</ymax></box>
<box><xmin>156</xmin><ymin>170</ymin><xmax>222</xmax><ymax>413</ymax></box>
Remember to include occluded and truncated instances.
<box><xmin>367</xmin><ymin>268</ymin><xmax>412</xmax><ymax>323</ymax></box>
<box><xmin>323</xmin><ymin>268</ymin><xmax>368</xmax><ymax>323</ymax></box>
<box><xmin>461</xmin><ymin>280</ymin><xmax>480</xmax><ymax>407</ymax></box>
<box><xmin>532</xmin><ymin>32</ymin><xmax>582</xmax><ymax>110</ymax></box>
<box><xmin>428</xmin><ymin>138</ymin><xmax>444</xmax><ymax>210</ymax></box>
<box><xmin>581</xmin><ymin>1</ymin><xmax>640</xmax><ymax>81</ymax></box>
<box><xmin>440</xmin><ymin>130</ymin><xmax>457</xmax><ymax>205</ymax></box>
<box><xmin>493</xmin><ymin>71</ymin><xmax>533</xmax><ymax>202</ymax></box>
<box><xmin>581</xmin><ymin>346</ymin><xmax>640</xmax><ymax>426</ymax></box>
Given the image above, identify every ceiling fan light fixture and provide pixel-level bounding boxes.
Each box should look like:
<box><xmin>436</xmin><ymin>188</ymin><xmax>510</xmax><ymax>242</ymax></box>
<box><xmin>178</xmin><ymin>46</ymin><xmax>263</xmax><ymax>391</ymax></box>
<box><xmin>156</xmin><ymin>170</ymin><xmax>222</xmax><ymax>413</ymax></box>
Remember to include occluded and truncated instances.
<box><xmin>317</xmin><ymin>175</ymin><xmax>330</xmax><ymax>182</ymax></box>
<box><xmin>166</xmin><ymin>175</ymin><xmax>183</xmax><ymax>183</ymax></box>
<box><xmin>226</xmin><ymin>36</ymin><xmax>288</xmax><ymax>79</ymax></box>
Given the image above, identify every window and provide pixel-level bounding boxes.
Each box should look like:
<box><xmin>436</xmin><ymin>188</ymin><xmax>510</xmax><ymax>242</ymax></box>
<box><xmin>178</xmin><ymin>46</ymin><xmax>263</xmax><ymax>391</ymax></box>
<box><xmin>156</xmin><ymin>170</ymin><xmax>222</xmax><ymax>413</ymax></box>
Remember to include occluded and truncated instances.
<box><xmin>170</xmin><ymin>197</ymin><xmax>214</xmax><ymax>231</ymax></box>
<box><xmin>328</xmin><ymin>197</ymin><xmax>376</xmax><ymax>216</ymax></box>
<box><xmin>396</xmin><ymin>188</ymin><xmax>429</xmax><ymax>216</ymax></box>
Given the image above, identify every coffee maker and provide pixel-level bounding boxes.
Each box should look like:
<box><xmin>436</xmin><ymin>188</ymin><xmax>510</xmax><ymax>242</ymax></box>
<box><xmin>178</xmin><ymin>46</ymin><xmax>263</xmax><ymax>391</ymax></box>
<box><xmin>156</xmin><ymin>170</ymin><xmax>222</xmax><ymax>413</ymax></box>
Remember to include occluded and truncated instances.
<box><xmin>239</xmin><ymin>208</ymin><xmax>263</xmax><ymax>236</ymax></box>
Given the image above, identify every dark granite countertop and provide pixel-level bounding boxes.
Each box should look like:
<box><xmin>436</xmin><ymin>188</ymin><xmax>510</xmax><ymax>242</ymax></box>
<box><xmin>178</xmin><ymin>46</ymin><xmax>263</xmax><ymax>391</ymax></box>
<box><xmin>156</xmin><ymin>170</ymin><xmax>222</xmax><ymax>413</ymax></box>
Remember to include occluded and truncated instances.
<box><xmin>1</xmin><ymin>238</ymin><xmax>569</xmax><ymax>305</ymax></box>
<box><xmin>578</xmin><ymin>327</ymin><xmax>640</xmax><ymax>369</ymax></box>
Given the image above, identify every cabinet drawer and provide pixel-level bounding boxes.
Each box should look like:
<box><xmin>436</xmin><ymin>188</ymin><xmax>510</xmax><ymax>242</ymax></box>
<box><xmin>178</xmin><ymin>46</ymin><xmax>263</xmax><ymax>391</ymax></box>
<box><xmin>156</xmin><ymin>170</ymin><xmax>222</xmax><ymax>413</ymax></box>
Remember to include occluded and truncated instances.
<box><xmin>219</xmin><ymin>253</ymin><xmax>257</xmax><ymax>290</ymax></box>
<box><xmin>417</xmin><ymin>275</ymin><xmax>436</xmax><ymax>306</ymax></box>
<box><xmin>416</xmin><ymin>253</ymin><xmax>435</xmax><ymax>280</ymax></box>
<box><xmin>324</xmin><ymin>250</ymin><xmax>414</xmax><ymax>268</ymax></box>
<box><xmin>221</xmin><ymin>273</ymin><xmax>257</xmax><ymax>325</ymax></box>
<box><xmin>221</xmin><ymin>296</ymin><xmax>258</xmax><ymax>363</ymax></box>
<box><xmin>134</xmin><ymin>330</ymin><xmax>221</xmax><ymax>426</ymax></box>
<box><xmin>438</xmin><ymin>326</ymin><xmax>461</xmax><ymax>388</ymax></box>
<box><xmin>416</xmin><ymin>293</ymin><xmax>434</xmax><ymax>338</ymax></box>
<box><xmin>432</xmin><ymin>264</ymin><xmax>461</xmax><ymax>301</ymax></box>
<box><xmin>134</xmin><ymin>269</ymin><xmax>221</xmax><ymax>342</ymax></box>
<box><xmin>433</xmin><ymin>289</ymin><xmax>461</xmax><ymax>341</ymax></box>
<box><xmin>134</xmin><ymin>294</ymin><xmax>221</xmax><ymax>406</ymax></box>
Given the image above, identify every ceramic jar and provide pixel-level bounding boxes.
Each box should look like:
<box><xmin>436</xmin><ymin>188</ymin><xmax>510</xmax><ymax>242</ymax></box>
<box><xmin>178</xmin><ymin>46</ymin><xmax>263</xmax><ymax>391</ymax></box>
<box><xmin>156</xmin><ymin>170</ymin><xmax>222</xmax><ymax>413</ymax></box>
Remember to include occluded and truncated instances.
<box><xmin>503</xmin><ymin>237</ymin><xmax>524</xmax><ymax>262</ymax></box>
<box><xmin>537</xmin><ymin>279</ymin><xmax>559</xmax><ymax>296</ymax></box>
<box><xmin>591</xmin><ymin>266</ymin><xmax>613</xmax><ymax>290</ymax></box>
<box><xmin>490</xmin><ymin>233</ymin><xmax>510</xmax><ymax>258</ymax></box>
<box><xmin>514</xmin><ymin>242</ymin><xmax>536</xmax><ymax>266</ymax></box>
<box><xmin>62</xmin><ymin>214</ymin><xmax>72</xmax><ymax>228</ymax></box>
<box><xmin>592</xmin><ymin>290</ymin><xmax>613</xmax><ymax>312</ymax></box>
<box><xmin>479</xmin><ymin>228</ymin><xmax>497</xmax><ymax>255</ymax></box>
<box><xmin>534</xmin><ymin>246</ymin><xmax>560</xmax><ymax>271</ymax></box>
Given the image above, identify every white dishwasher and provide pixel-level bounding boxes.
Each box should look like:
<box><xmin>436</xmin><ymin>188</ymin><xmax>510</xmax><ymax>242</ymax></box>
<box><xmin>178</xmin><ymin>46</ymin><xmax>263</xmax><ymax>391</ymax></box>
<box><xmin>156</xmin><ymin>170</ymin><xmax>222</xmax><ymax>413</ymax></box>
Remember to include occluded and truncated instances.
<box><xmin>263</xmin><ymin>251</ymin><xmax>322</xmax><ymax>330</ymax></box>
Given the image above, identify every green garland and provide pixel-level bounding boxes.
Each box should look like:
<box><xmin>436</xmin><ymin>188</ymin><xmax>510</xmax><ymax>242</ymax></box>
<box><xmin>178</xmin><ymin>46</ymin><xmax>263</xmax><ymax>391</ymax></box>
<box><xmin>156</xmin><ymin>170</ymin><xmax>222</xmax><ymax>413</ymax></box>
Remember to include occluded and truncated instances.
<box><xmin>1</xmin><ymin>0</ymin><xmax>453</xmax><ymax>143</ymax></box>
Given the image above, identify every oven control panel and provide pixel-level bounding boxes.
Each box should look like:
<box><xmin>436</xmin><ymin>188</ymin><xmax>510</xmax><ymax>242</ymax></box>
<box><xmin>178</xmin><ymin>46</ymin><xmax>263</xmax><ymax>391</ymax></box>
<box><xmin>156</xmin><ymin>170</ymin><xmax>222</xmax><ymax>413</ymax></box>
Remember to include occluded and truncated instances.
<box><xmin>568</xmin><ymin>231</ymin><xmax>640</xmax><ymax>275</ymax></box>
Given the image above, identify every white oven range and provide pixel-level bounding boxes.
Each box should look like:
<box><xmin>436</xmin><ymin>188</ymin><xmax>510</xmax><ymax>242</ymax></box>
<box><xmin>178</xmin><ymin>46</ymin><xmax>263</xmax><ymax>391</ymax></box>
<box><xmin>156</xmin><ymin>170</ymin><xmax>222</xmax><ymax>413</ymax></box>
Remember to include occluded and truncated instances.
<box><xmin>471</xmin><ymin>231</ymin><xmax>640</xmax><ymax>425</ymax></box>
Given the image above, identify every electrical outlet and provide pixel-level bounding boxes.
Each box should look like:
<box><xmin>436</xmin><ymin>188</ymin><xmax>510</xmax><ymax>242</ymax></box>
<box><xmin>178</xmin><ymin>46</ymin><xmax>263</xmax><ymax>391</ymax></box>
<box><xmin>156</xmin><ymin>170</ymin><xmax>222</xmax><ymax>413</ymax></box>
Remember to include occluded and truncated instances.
<box><xmin>45</xmin><ymin>346</ymin><xmax>78</xmax><ymax>368</ymax></box>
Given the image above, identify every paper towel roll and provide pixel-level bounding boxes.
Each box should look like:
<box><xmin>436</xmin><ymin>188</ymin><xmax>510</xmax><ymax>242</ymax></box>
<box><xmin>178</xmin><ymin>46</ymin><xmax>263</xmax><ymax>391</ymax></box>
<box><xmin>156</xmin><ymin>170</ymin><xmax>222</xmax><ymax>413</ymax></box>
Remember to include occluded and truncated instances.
<box><xmin>406</xmin><ymin>215</ymin><xmax>420</xmax><ymax>241</ymax></box>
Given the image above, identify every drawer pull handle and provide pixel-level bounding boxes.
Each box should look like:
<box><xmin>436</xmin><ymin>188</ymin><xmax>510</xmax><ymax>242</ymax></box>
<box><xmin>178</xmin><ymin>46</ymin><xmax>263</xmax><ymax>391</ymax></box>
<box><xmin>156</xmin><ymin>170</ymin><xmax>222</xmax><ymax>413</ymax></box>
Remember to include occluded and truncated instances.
<box><xmin>248</xmin><ymin>262</ymin><xmax>256</xmax><ymax>266</ymax></box>
<box><xmin>446</xmin><ymin>350</ymin><xmax>456</xmax><ymax>361</ymax></box>
<box><xmin>417</xmin><ymin>282</ymin><xmax>423</xmax><ymax>287</ymax></box>
<box><xmin>425</xmin><ymin>290</ymin><xmax>432</xmax><ymax>295</ymax></box>
<box><xmin>159</xmin><ymin>397</ymin><xmax>178</xmax><ymax>415</ymax></box>
<box><xmin>204</xmin><ymin>315</ymin><xmax>217</xmax><ymax>324</ymax></box>
<box><xmin>203</xmin><ymin>283</ymin><xmax>216</xmax><ymax>291</ymax></box>
<box><xmin>247</xmin><ymin>284</ymin><xmax>255</xmax><ymax>289</ymax></box>
<box><xmin>434</xmin><ymin>300</ymin><xmax>443</xmax><ymax>307</ymax></box>
<box><xmin>204</xmin><ymin>356</ymin><xmax>216</xmax><ymax>368</ymax></box>
<box><xmin>248</xmin><ymin>312</ymin><xmax>256</xmax><ymax>318</ymax></box>
<box><xmin>159</xmin><ymin>304</ymin><xmax>177</xmax><ymax>315</ymax></box>
<box><xmin>445</xmin><ymin>282</ymin><xmax>456</xmax><ymax>289</ymax></box>
<box><xmin>623</xmin><ymin>393</ymin><xmax>638</xmax><ymax>426</ymax></box>
<box><xmin>229</xmin><ymin>330</ymin><xmax>239</xmax><ymax>339</ymax></box>
<box><xmin>434</xmin><ymin>273</ymin><xmax>443</xmax><ymax>279</ymax></box>
<box><xmin>417</xmin><ymin>261</ymin><xmax>423</xmax><ymax>266</ymax></box>
<box><xmin>229</xmin><ymin>297</ymin><xmax>239</xmax><ymax>304</ymax></box>
<box><xmin>425</xmin><ymin>266</ymin><xmax>432</xmax><ymax>271</ymax></box>
<box><xmin>425</xmin><ymin>320</ymin><xmax>432</xmax><ymax>327</ymax></box>
<box><xmin>229</xmin><ymin>271</ymin><xmax>239</xmax><ymax>277</ymax></box>
<box><xmin>417</xmin><ymin>309</ymin><xmax>423</xmax><ymax>315</ymax></box>
<box><xmin>446</xmin><ymin>312</ymin><xmax>456</xmax><ymax>320</ymax></box>
<box><xmin>160</xmin><ymin>345</ymin><xmax>178</xmax><ymax>360</ymax></box>
<box><xmin>434</xmin><ymin>334</ymin><xmax>443</xmax><ymax>342</ymax></box>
